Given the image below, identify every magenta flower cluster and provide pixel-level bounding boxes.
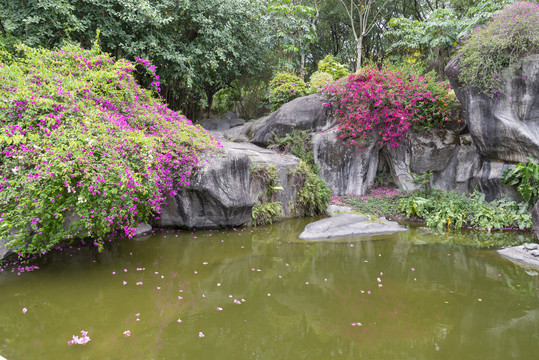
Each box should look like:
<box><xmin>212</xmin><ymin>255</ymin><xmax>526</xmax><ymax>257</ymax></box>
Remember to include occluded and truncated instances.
<box><xmin>323</xmin><ymin>66</ymin><xmax>449</xmax><ymax>149</ymax></box>
<box><xmin>0</xmin><ymin>44</ymin><xmax>219</xmax><ymax>256</ymax></box>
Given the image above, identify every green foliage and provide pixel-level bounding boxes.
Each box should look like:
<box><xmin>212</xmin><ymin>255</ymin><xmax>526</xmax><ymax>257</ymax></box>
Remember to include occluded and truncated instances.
<box><xmin>251</xmin><ymin>165</ymin><xmax>283</xmax><ymax>199</ymax></box>
<box><xmin>265</xmin><ymin>0</ymin><xmax>317</xmax><ymax>74</ymax></box>
<box><xmin>340</xmin><ymin>188</ymin><xmax>408</xmax><ymax>218</ymax></box>
<box><xmin>269</xmin><ymin>129</ymin><xmax>317</xmax><ymax>170</ymax></box>
<box><xmin>294</xmin><ymin>161</ymin><xmax>331</xmax><ymax>217</ymax></box>
<box><xmin>384</xmin><ymin>0</ymin><xmax>511</xmax><ymax>75</ymax></box>
<box><xmin>317</xmin><ymin>54</ymin><xmax>350</xmax><ymax>80</ymax></box>
<box><xmin>399</xmin><ymin>190</ymin><xmax>532</xmax><ymax>231</ymax></box>
<box><xmin>456</xmin><ymin>1</ymin><xmax>539</xmax><ymax>97</ymax></box>
<box><xmin>308</xmin><ymin>71</ymin><xmax>334</xmax><ymax>94</ymax></box>
<box><xmin>251</xmin><ymin>202</ymin><xmax>283</xmax><ymax>226</ymax></box>
<box><xmin>502</xmin><ymin>157</ymin><xmax>539</xmax><ymax>204</ymax></box>
<box><xmin>0</xmin><ymin>0</ymin><xmax>270</xmax><ymax>118</ymax></box>
<box><xmin>0</xmin><ymin>43</ymin><xmax>217</xmax><ymax>257</ymax></box>
<box><xmin>268</xmin><ymin>72</ymin><xmax>308</xmax><ymax>111</ymax></box>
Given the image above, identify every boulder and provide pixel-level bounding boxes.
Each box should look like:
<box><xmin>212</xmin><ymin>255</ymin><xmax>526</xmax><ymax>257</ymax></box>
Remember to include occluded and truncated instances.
<box><xmin>497</xmin><ymin>244</ymin><xmax>539</xmax><ymax>269</ymax></box>
<box><xmin>326</xmin><ymin>205</ymin><xmax>354</xmax><ymax>216</ymax></box>
<box><xmin>223</xmin><ymin>117</ymin><xmax>268</xmax><ymax>143</ymax></box>
<box><xmin>251</xmin><ymin>94</ymin><xmax>333</xmax><ymax>146</ymax></box>
<box><xmin>158</xmin><ymin>141</ymin><xmax>301</xmax><ymax>228</ymax></box>
<box><xmin>476</xmin><ymin>161</ymin><xmax>522</xmax><ymax>202</ymax></box>
<box><xmin>446</xmin><ymin>55</ymin><xmax>539</xmax><ymax>164</ymax></box>
<box><xmin>313</xmin><ymin>128</ymin><xmax>378</xmax><ymax>196</ymax></box>
<box><xmin>382</xmin><ymin>131</ymin><xmax>481</xmax><ymax>194</ymax></box>
<box><xmin>197</xmin><ymin>114</ymin><xmax>245</xmax><ymax>131</ymax></box>
<box><xmin>298</xmin><ymin>213</ymin><xmax>408</xmax><ymax>240</ymax></box>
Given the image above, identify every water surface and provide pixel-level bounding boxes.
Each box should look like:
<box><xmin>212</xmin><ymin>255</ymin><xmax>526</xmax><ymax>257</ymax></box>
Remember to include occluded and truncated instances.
<box><xmin>0</xmin><ymin>219</ymin><xmax>538</xmax><ymax>359</ymax></box>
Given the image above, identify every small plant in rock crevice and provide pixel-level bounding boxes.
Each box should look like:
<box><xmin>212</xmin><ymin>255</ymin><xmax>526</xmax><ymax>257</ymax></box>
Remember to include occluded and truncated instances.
<box><xmin>250</xmin><ymin>165</ymin><xmax>283</xmax><ymax>226</ymax></box>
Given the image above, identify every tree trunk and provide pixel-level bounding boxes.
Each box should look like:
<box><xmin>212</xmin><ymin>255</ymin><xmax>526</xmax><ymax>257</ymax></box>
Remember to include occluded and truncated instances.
<box><xmin>300</xmin><ymin>53</ymin><xmax>306</xmax><ymax>80</ymax></box>
<box><xmin>356</xmin><ymin>34</ymin><xmax>364</xmax><ymax>71</ymax></box>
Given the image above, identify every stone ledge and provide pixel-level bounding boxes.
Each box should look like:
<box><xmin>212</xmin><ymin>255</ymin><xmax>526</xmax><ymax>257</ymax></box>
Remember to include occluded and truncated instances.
<box><xmin>497</xmin><ymin>243</ymin><xmax>539</xmax><ymax>269</ymax></box>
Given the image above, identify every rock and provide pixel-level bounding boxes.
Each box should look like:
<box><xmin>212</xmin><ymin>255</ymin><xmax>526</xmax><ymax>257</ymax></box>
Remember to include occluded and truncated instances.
<box><xmin>476</xmin><ymin>161</ymin><xmax>522</xmax><ymax>202</ymax></box>
<box><xmin>326</xmin><ymin>205</ymin><xmax>354</xmax><ymax>216</ymax></box>
<box><xmin>532</xmin><ymin>201</ymin><xmax>539</xmax><ymax>239</ymax></box>
<box><xmin>498</xmin><ymin>246</ymin><xmax>539</xmax><ymax>269</ymax></box>
<box><xmin>382</xmin><ymin>131</ymin><xmax>481</xmax><ymax>194</ymax></box>
<box><xmin>298</xmin><ymin>213</ymin><xmax>408</xmax><ymax>240</ymax></box>
<box><xmin>135</xmin><ymin>223</ymin><xmax>152</xmax><ymax>237</ymax></box>
<box><xmin>158</xmin><ymin>141</ymin><xmax>301</xmax><ymax>228</ymax></box>
<box><xmin>0</xmin><ymin>238</ymin><xmax>14</xmax><ymax>262</ymax></box>
<box><xmin>197</xmin><ymin>116</ymin><xmax>245</xmax><ymax>131</ymax></box>
<box><xmin>524</xmin><ymin>243</ymin><xmax>539</xmax><ymax>250</ymax></box>
<box><xmin>251</xmin><ymin>94</ymin><xmax>333</xmax><ymax>146</ymax></box>
<box><xmin>313</xmin><ymin>128</ymin><xmax>378</xmax><ymax>196</ymax></box>
<box><xmin>223</xmin><ymin>117</ymin><xmax>268</xmax><ymax>143</ymax></box>
<box><xmin>446</xmin><ymin>55</ymin><xmax>539</xmax><ymax>164</ymax></box>
<box><xmin>531</xmin><ymin>250</ymin><xmax>539</xmax><ymax>257</ymax></box>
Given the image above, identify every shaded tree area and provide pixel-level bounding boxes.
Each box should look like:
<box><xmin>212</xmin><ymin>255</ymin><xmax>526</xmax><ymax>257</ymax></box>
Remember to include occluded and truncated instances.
<box><xmin>0</xmin><ymin>0</ymin><xmax>515</xmax><ymax>118</ymax></box>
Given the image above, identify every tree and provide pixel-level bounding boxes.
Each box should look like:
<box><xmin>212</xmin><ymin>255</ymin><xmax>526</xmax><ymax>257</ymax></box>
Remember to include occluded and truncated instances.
<box><xmin>337</xmin><ymin>0</ymin><xmax>390</xmax><ymax>70</ymax></box>
<box><xmin>0</xmin><ymin>0</ymin><xmax>269</xmax><ymax>119</ymax></box>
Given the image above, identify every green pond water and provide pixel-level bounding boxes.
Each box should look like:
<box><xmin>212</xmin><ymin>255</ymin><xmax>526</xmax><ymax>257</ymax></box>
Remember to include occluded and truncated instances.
<box><xmin>1</xmin><ymin>219</ymin><xmax>539</xmax><ymax>360</ymax></box>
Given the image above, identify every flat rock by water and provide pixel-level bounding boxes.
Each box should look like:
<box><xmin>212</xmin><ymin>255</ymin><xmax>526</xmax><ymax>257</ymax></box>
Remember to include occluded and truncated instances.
<box><xmin>497</xmin><ymin>243</ymin><xmax>539</xmax><ymax>269</ymax></box>
<box><xmin>298</xmin><ymin>213</ymin><xmax>408</xmax><ymax>240</ymax></box>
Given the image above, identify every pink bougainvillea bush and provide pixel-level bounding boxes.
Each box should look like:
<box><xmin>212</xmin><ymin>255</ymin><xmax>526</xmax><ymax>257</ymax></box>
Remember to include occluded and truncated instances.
<box><xmin>0</xmin><ymin>43</ymin><xmax>219</xmax><ymax>256</ymax></box>
<box><xmin>322</xmin><ymin>66</ymin><xmax>456</xmax><ymax>149</ymax></box>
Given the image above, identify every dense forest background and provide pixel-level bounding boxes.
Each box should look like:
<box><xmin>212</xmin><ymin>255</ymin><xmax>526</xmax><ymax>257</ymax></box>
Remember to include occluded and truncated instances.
<box><xmin>0</xmin><ymin>0</ymin><xmax>516</xmax><ymax>118</ymax></box>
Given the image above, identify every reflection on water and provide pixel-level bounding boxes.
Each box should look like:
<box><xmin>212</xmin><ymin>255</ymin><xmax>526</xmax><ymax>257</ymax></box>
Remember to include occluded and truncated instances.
<box><xmin>0</xmin><ymin>219</ymin><xmax>538</xmax><ymax>359</ymax></box>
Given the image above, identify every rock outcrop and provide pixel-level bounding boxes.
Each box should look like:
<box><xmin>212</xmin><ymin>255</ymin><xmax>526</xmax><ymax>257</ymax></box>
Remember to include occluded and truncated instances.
<box><xmin>157</xmin><ymin>141</ymin><xmax>301</xmax><ymax>229</ymax></box>
<box><xmin>298</xmin><ymin>213</ymin><xmax>408</xmax><ymax>240</ymax></box>
<box><xmin>446</xmin><ymin>54</ymin><xmax>539</xmax><ymax>200</ymax></box>
<box><xmin>313</xmin><ymin>128</ymin><xmax>378</xmax><ymax>196</ymax></box>
<box><xmin>497</xmin><ymin>243</ymin><xmax>539</xmax><ymax>269</ymax></box>
<box><xmin>250</xmin><ymin>94</ymin><xmax>333</xmax><ymax>146</ymax></box>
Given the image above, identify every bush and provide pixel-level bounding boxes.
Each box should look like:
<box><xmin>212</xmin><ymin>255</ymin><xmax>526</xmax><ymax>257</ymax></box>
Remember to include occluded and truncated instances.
<box><xmin>308</xmin><ymin>71</ymin><xmax>334</xmax><ymax>94</ymax></box>
<box><xmin>0</xmin><ymin>43</ymin><xmax>218</xmax><ymax>256</ymax></box>
<box><xmin>294</xmin><ymin>161</ymin><xmax>331</xmax><ymax>217</ymax></box>
<box><xmin>399</xmin><ymin>190</ymin><xmax>532</xmax><ymax>231</ymax></box>
<box><xmin>322</xmin><ymin>66</ymin><xmax>455</xmax><ymax>149</ymax></box>
<box><xmin>502</xmin><ymin>157</ymin><xmax>539</xmax><ymax>204</ymax></box>
<box><xmin>317</xmin><ymin>55</ymin><xmax>350</xmax><ymax>80</ymax></box>
<box><xmin>268</xmin><ymin>72</ymin><xmax>308</xmax><ymax>111</ymax></box>
<box><xmin>456</xmin><ymin>1</ymin><xmax>539</xmax><ymax>98</ymax></box>
<box><xmin>339</xmin><ymin>188</ymin><xmax>408</xmax><ymax>218</ymax></box>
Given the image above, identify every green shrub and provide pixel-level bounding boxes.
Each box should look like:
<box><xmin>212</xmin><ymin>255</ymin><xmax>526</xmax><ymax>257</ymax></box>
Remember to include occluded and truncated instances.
<box><xmin>456</xmin><ymin>1</ymin><xmax>539</xmax><ymax>98</ymax></box>
<box><xmin>295</xmin><ymin>161</ymin><xmax>331</xmax><ymax>216</ymax></box>
<box><xmin>398</xmin><ymin>190</ymin><xmax>532</xmax><ymax>231</ymax></box>
<box><xmin>251</xmin><ymin>202</ymin><xmax>282</xmax><ymax>226</ymax></box>
<box><xmin>269</xmin><ymin>129</ymin><xmax>318</xmax><ymax>171</ymax></box>
<box><xmin>318</xmin><ymin>55</ymin><xmax>350</xmax><ymax>80</ymax></box>
<box><xmin>308</xmin><ymin>71</ymin><xmax>333</xmax><ymax>94</ymax></box>
<box><xmin>502</xmin><ymin>157</ymin><xmax>539</xmax><ymax>204</ymax></box>
<box><xmin>0</xmin><ymin>43</ymin><xmax>218</xmax><ymax>256</ymax></box>
<box><xmin>268</xmin><ymin>72</ymin><xmax>308</xmax><ymax>111</ymax></box>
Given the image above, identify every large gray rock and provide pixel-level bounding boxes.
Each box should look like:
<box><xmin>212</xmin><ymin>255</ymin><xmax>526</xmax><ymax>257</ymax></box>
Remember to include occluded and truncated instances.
<box><xmin>251</xmin><ymin>94</ymin><xmax>333</xmax><ymax>146</ymax></box>
<box><xmin>446</xmin><ymin>55</ymin><xmax>539</xmax><ymax>164</ymax></box>
<box><xmin>223</xmin><ymin>117</ymin><xmax>268</xmax><ymax>143</ymax></box>
<box><xmin>197</xmin><ymin>112</ymin><xmax>245</xmax><ymax>131</ymax></box>
<box><xmin>497</xmin><ymin>244</ymin><xmax>539</xmax><ymax>269</ymax></box>
<box><xmin>158</xmin><ymin>141</ymin><xmax>301</xmax><ymax>228</ymax></box>
<box><xmin>476</xmin><ymin>161</ymin><xmax>522</xmax><ymax>202</ymax></box>
<box><xmin>298</xmin><ymin>213</ymin><xmax>408</xmax><ymax>240</ymax></box>
<box><xmin>313</xmin><ymin>128</ymin><xmax>378</xmax><ymax>196</ymax></box>
<box><xmin>382</xmin><ymin>131</ymin><xmax>481</xmax><ymax>194</ymax></box>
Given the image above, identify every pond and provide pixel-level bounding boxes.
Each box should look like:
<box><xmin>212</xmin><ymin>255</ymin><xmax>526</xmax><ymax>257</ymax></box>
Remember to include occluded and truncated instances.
<box><xmin>0</xmin><ymin>219</ymin><xmax>538</xmax><ymax>359</ymax></box>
